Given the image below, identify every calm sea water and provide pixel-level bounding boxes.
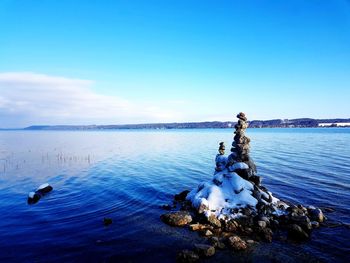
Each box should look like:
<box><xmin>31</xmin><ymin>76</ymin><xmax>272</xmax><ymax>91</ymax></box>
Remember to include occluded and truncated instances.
<box><xmin>0</xmin><ymin>128</ymin><xmax>349</xmax><ymax>262</ymax></box>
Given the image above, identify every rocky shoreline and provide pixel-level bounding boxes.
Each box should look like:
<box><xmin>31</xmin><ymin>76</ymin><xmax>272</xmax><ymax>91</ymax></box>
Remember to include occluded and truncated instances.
<box><xmin>160</xmin><ymin>113</ymin><xmax>327</xmax><ymax>262</ymax></box>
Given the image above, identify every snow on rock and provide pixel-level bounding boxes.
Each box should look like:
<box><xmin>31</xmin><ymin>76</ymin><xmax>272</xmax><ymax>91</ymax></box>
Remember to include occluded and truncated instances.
<box><xmin>186</xmin><ymin>164</ymin><xmax>275</xmax><ymax>219</ymax></box>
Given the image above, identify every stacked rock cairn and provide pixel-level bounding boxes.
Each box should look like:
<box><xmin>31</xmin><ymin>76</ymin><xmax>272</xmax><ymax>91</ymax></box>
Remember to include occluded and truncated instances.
<box><xmin>161</xmin><ymin>112</ymin><xmax>327</xmax><ymax>262</ymax></box>
<box><xmin>218</xmin><ymin>112</ymin><xmax>260</xmax><ymax>185</ymax></box>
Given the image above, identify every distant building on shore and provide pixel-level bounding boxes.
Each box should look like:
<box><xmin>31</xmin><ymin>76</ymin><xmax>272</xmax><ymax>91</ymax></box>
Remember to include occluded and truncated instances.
<box><xmin>318</xmin><ymin>122</ymin><xmax>350</xmax><ymax>127</ymax></box>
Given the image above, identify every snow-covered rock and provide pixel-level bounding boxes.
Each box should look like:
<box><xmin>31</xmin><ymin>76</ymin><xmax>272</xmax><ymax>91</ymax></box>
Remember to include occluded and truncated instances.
<box><xmin>186</xmin><ymin>163</ymin><xmax>279</xmax><ymax>220</ymax></box>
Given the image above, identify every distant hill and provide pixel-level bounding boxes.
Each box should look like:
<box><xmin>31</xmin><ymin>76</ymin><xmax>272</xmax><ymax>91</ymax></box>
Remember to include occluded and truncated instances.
<box><xmin>22</xmin><ymin>118</ymin><xmax>350</xmax><ymax>130</ymax></box>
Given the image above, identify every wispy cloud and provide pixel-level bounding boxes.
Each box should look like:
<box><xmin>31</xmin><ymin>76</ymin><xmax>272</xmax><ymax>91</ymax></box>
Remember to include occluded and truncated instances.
<box><xmin>0</xmin><ymin>72</ymin><xmax>184</xmax><ymax>127</ymax></box>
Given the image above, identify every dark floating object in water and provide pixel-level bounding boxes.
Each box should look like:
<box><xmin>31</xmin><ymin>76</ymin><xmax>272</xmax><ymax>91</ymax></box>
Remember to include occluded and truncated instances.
<box><xmin>27</xmin><ymin>192</ymin><xmax>41</xmax><ymax>204</ymax></box>
<box><xmin>103</xmin><ymin>217</ymin><xmax>113</xmax><ymax>226</ymax></box>
<box><xmin>36</xmin><ymin>183</ymin><xmax>53</xmax><ymax>194</ymax></box>
<box><xmin>27</xmin><ymin>183</ymin><xmax>53</xmax><ymax>205</ymax></box>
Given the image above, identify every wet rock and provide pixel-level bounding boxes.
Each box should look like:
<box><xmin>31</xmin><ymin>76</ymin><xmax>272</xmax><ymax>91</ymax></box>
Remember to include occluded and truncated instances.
<box><xmin>243</xmin><ymin>227</ymin><xmax>253</xmax><ymax>235</ymax></box>
<box><xmin>246</xmin><ymin>239</ymin><xmax>255</xmax><ymax>245</ymax></box>
<box><xmin>311</xmin><ymin>221</ymin><xmax>320</xmax><ymax>228</ymax></box>
<box><xmin>211</xmin><ymin>228</ymin><xmax>222</xmax><ymax>236</ymax></box>
<box><xmin>208</xmin><ymin>236</ymin><xmax>226</xmax><ymax>249</ymax></box>
<box><xmin>176</xmin><ymin>250</ymin><xmax>199</xmax><ymax>263</ymax></box>
<box><xmin>209</xmin><ymin>236</ymin><xmax>219</xmax><ymax>245</ymax></box>
<box><xmin>103</xmin><ymin>217</ymin><xmax>113</xmax><ymax>226</ymax></box>
<box><xmin>308</xmin><ymin>208</ymin><xmax>324</xmax><ymax>223</ymax></box>
<box><xmin>161</xmin><ymin>211</ymin><xmax>192</xmax><ymax>226</ymax></box>
<box><xmin>189</xmin><ymin>223</ymin><xmax>207</xmax><ymax>231</ymax></box>
<box><xmin>207</xmin><ymin>214</ymin><xmax>222</xmax><ymax>228</ymax></box>
<box><xmin>224</xmin><ymin>220</ymin><xmax>239</xmax><ymax>232</ymax></box>
<box><xmin>260</xmin><ymin>216</ymin><xmax>270</xmax><ymax>222</ymax></box>
<box><xmin>270</xmin><ymin>219</ymin><xmax>279</xmax><ymax>230</ymax></box>
<box><xmin>28</xmin><ymin>183</ymin><xmax>53</xmax><ymax>205</ymax></box>
<box><xmin>36</xmin><ymin>183</ymin><xmax>53</xmax><ymax>194</ymax></box>
<box><xmin>242</xmin><ymin>207</ymin><xmax>254</xmax><ymax>216</ymax></box>
<box><xmin>202</xmin><ymin>229</ymin><xmax>213</xmax><ymax>237</ymax></box>
<box><xmin>257</xmin><ymin>220</ymin><xmax>267</xmax><ymax>229</ymax></box>
<box><xmin>288</xmin><ymin>224</ymin><xmax>309</xmax><ymax>241</ymax></box>
<box><xmin>175</xmin><ymin>190</ymin><xmax>190</xmax><ymax>201</ymax></box>
<box><xmin>227</xmin><ymin>235</ymin><xmax>247</xmax><ymax>251</ymax></box>
<box><xmin>259</xmin><ymin>227</ymin><xmax>273</xmax><ymax>243</ymax></box>
<box><xmin>286</xmin><ymin>205</ymin><xmax>299</xmax><ymax>214</ymax></box>
<box><xmin>194</xmin><ymin>244</ymin><xmax>215</xmax><ymax>257</ymax></box>
<box><xmin>290</xmin><ymin>215</ymin><xmax>312</xmax><ymax>231</ymax></box>
<box><xmin>249</xmin><ymin>175</ymin><xmax>261</xmax><ymax>186</ymax></box>
<box><xmin>27</xmin><ymin>192</ymin><xmax>41</xmax><ymax>205</ymax></box>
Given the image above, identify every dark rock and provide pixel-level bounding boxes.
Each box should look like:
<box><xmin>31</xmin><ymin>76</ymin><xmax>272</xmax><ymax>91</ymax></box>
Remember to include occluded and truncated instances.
<box><xmin>36</xmin><ymin>183</ymin><xmax>53</xmax><ymax>194</ymax></box>
<box><xmin>194</xmin><ymin>244</ymin><xmax>215</xmax><ymax>257</ymax></box>
<box><xmin>260</xmin><ymin>216</ymin><xmax>270</xmax><ymax>223</ymax></box>
<box><xmin>236</xmin><ymin>112</ymin><xmax>247</xmax><ymax>121</ymax></box>
<box><xmin>175</xmin><ymin>190</ymin><xmax>190</xmax><ymax>202</ymax></box>
<box><xmin>236</xmin><ymin>216</ymin><xmax>253</xmax><ymax>227</ymax></box>
<box><xmin>242</xmin><ymin>207</ymin><xmax>253</xmax><ymax>217</ymax></box>
<box><xmin>290</xmin><ymin>215</ymin><xmax>312</xmax><ymax>231</ymax></box>
<box><xmin>288</xmin><ymin>224</ymin><xmax>309</xmax><ymax>241</ymax></box>
<box><xmin>308</xmin><ymin>208</ymin><xmax>324</xmax><ymax>223</ymax></box>
<box><xmin>201</xmin><ymin>229</ymin><xmax>213</xmax><ymax>237</ymax></box>
<box><xmin>311</xmin><ymin>221</ymin><xmax>320</xmax><ymax>228</ymax></box>
<box><xmin>211</xmin><ymin>228</ymin><xmax>222</xmax><ymax>236</ymax></box>
<box><xmin>224</xmin><ymin>220</ymin><xmax>239</xmax><ymax>232</ymax></box>
<box><xmin>208</xmin><ymin>236</ymin><xmax>226</xmax><ymax>249</ymax></box>
<box><xmin>189</xmin><ymin>223</ymin><xmax>208</xmax><ymax>231</ymax></box>
<box><xmin>207</xmin><ymin>214</ymin><xmax>221</xmax><ymax>228</ymax></box>
<box><xmin>161</xmin><ymin>211</ymin><xmax>192</xmax><ymax>226</ymax></box>
<box><xmin>213</xmin><ymin>178</ymin><xmax>222</xmax><ymax>186</ymax></box>
<box><xmin>27</xmin><ymin>192</ymin><xmax>41</xmax><ymax>205</ymax></box>
<box><xmin>257</xmin><ymin>220</ymin><xmax>267</xmax><ymax>228</ymax></box>
<box><xmin>259</xmin><ymin>227</ymin><xmax>273</xmax><ymax>243</ymax></box>
<box><xmin>209</xmin><ymin>236</ymin><xmax>219</xmax><ymax>246</ymax></box>
<box><xmin>246</xmin><ymin>239</ymin><xmax>255</xmax><ymax>245</ymax></box>
<box><xmin>234</xmin><ymin>187</ymin><xmax>244</xmax><ymax>194</ymax></box>
<box><xmin>176</xmin><ymin>250</ymin><xmax>199</xmax><ymax>263</ymax></box>
<box><xmin>243</xmin><ymin>227</ymin><xmax>253</xmax><ymax>235</ymax></box>
<box><xmin>235</xmin><ymin>169</ymin><xmax>250</xmax><ymax>180</ymax></box>
<box><xmin>249</xmin><ymin>175</ymin><xmax>261</xmax><ymax>186</ymax></box>
<box><xmin>227</xmin><ymin>235</ymin><xmax>247</xmax><ymax>251</ymax></box>
<box><xmin>287</xmin><ymin>205</ymin><xmax>298</xmax><ymax>214</ymax></box>
<box><xmin>270</xmin><ymin>219</ymin><xmax>279</xmax><ymax>230</ymax></box>
<box><xmin>103</xmin><ymin>217</ymin><xmax>113</xmax><ymax>226</ymax></box>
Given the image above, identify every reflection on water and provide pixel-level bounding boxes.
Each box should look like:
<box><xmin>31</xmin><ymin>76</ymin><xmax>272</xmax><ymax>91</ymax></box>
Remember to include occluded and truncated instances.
<box><xmin>0</xmin><ymin>129</ymin><xmax>349</xmax><ymax>262</ymax></box>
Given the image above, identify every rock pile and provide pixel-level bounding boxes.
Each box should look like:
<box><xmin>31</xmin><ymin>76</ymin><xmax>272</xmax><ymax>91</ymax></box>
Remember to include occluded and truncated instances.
<box><xmin>229</xmin><ymin>112</ymin><xmax>259</xmax><ymax>184</ymax></box>
<box><xmin>160</xmin><ymin>112</ymin><xmax>327</xmax><ymax>262</ymax></box>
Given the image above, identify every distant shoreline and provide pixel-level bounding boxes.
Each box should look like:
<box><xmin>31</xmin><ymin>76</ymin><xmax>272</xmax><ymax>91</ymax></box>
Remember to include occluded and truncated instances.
<box><xmin>1</xmin><ymin>118</ymin><xmax>350</xmax><ymax>130</ymax></box>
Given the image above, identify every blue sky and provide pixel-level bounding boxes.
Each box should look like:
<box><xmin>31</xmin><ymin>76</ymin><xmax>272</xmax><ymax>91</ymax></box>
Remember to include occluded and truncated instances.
<box><xmin>0</xmin><ymin>0</ymin><xmax>349</xmax><ymax>127</ymax></box>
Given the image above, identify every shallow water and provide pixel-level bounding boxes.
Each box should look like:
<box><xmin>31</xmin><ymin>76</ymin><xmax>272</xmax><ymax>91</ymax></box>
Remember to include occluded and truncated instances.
<box><xmin>0</xmin><ymin>128</ymin><xmax>349</xmax><ymax>262</ymax></box>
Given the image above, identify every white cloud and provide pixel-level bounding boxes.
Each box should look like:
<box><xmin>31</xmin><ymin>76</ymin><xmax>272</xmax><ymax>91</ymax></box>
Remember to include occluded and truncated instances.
<box><xmin>0</xmin><ymin>72</ymin><xmax>184</xmax><ymax>127</ymax></box>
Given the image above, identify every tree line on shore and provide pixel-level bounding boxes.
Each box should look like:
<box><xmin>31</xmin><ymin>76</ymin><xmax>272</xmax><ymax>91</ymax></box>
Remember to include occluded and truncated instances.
<box><xmin>20</xmin><ymin>118</ymin><xmax>350</xmax><ymax>130</ymax></box>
